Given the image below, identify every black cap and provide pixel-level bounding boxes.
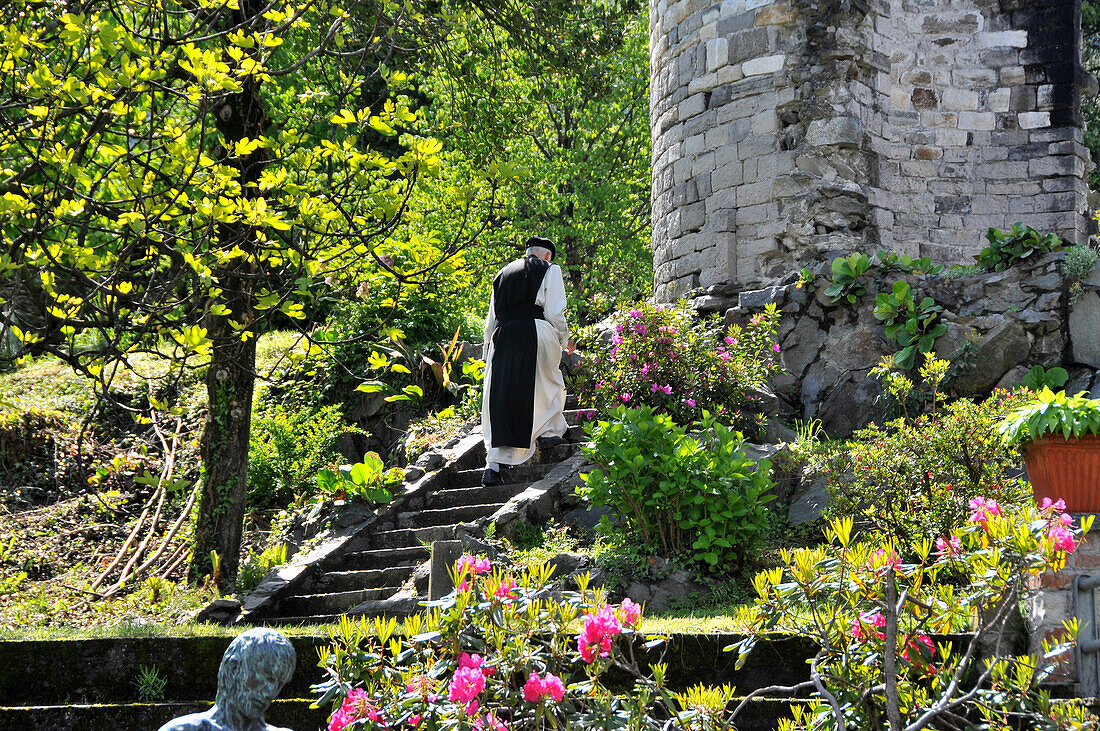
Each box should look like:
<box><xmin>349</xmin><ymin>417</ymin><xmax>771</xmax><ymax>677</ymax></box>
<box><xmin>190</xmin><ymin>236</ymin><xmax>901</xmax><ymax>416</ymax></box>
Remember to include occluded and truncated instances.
<box><xmin>524</xmin><ymin>236</ymin><xmax>556</xmax><ymax>259</ymax></box>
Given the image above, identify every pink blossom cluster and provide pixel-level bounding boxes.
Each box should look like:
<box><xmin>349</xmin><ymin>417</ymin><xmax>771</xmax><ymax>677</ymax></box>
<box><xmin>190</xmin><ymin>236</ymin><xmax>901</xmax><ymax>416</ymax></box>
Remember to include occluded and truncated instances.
<box><xmin>934</xmin><ymin>535</ymin><xmax>962</xmax><ymax>557</ymax></box>
<box><xmin>328</xmin><ymin>688</ymin><xmax>383</xmax><ymax>731</ymax></box>
<box><xmin>493</xmin><ymin>576</ymin><xmax>517</xmax><ymax>600</ymax></box>
<box><xmin>618</xmin><ymin>598</ymin><xmax>642</xmax><ymax>626</ymax></box>
<box><xmin>649</xmin><ymin>383</ymin><xmax>672</xmax><ymax>395</ymax></box>
<box><xmin>1041</xmin><ymin>498</ymin><xmax>1077</xmax><ymax>554</ymax></box>
<box><xmin>456</xmin><ymin>554</ymin><xmax>491</xmax><ymax>576</ymax></box>
<box><xmin>521</xmin><ymin>671</ymin><xmax>566</xmax><ymax>702</ymax></box>
<box><xmin>901</xmin><ymin>633</ymin><xmax>935</xmax><ymax>663</ymax></box>
<box><xmin>850</xmin><ymin>610</ymin><xmax>886</xmax><ymax>641</ymax></box>
<box><xmin>968</xmin><ymin>496</ymin><xmax>1002</xmax><ymax>527</ymax></box>
<box><xmin>577</xmin><ymin>604</ymin><xmax>624</xmax><ymax>662</ymax></box>
<box><xmin>449</xmin><ymin>653</ymin><xmax>493</xmax><ymax>714</ymax></box>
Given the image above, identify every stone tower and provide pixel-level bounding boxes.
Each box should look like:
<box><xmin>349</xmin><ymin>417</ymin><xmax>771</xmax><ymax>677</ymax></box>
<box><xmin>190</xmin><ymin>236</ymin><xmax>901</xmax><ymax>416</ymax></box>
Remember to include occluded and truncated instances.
<box><xmin>650</xmin><ymin>0</ymin><xmax>1094</xmax><ymax>301</ymax></box>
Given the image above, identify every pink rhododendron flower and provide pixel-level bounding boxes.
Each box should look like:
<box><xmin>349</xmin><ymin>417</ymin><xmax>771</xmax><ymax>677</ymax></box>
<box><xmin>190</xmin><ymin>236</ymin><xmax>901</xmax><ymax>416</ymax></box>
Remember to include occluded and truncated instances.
<box><xmin>619</xmin><ymin>598</ymin><xmax>642</xmax><ymax>626</ymax></box>
<box><xmin>494</xmin><ymin>576</ymin><xmax>517</xmax><ymax>600</ymax></box>
<box><xmin>640</xmin><ymin>363</ymin><xmax>650</xmax><ymax>376</ymax></box>
<box><xmin>409</xmin><ymin>713</ymin><xmax>422</xmax><ymax>726</ymax></box>
<box><xmin>684</xmin><ymin>398</ymin><xmax>696</xmax><ymax>408</ymax></box>
<box><xmin>578</xmin><ymin>604</ymin><xmax>623</xmax><ymax>662</ymax></box>
<box><xmin>850</xmin><ymin>610</ymin><xmax>886</xmax><ymax>641</ymax></box>
<box><xmin>901</xmin><ymin>634</ymin><xmax>935</xmax><ymax>663</ymax></box>
<box><xmin>629</xmin><ymin>308</ymin><xmax>643</xmax><ymax>318</ymax></box>
<box><xmin>449</xmin><ymin>666</ymin><xmax>486</xmax><ymax>704</ymax></box>
<box><xmin>934</xmin><ymin>536</ymin><xmax>962</xmax><ymax>557</ymax></box>
<box><xmin>523</xmin><ymin>671</ymin><xmax>565</xmax><ymax>702</ymax></box>
<box><xmin>724</xmin><ymin>336</ymin><xmax>735</xmax><ymax>345</ymax></box>
<box><xmin>621</xmin><ymin>392</ymin><xmax>631</xmax><ymax>402</ymax></box>
<box><xmin>615</xmin><ymin>323</ymin><xmax>624</xmax><ymax>333</ymax></box>
<box><xmin>968</xmin><ymin>497</ymin><xmax>1002</xmax><ymax>527</ymax></box>
<box><xmin>650</xmin><ymin>382</ymin><xmax>659</xmax><ymax>393</ymax></box>
<box><xmin>772</xmin><ymin>343</ymin><xmax>781</xmax><ymax>353</ymax></box>
<box><xmin>328</xmin><ymin>688</ymin><xmax>383</xmax><ymax>731</ymax></box>
<box><xmin>635</xmin><ymin>324</ymin><xmax>647</xmax><ymax>336</ymax></box>
<box><xmin>611</xmin><ymin>334</ymin><xmax>623</xmax><ymax>346</ymax></box>
<box><xmin>660</xmin><ymin>385</ymin><xmax>672</xmax><ymax>395</ymax></box>
<box><xmin>458</xmin><ymin>653</ymin><xmax>494</xmax><ymax>674</ymax></box>
<box><xmin>1041</xmin><ymin>497</ymin><xmax>1067</xmax><ymax>512</ymax></box>
<box><xmin>1049</xmin><ymin>525</ymin><xmax>1077</xmax><ymax>553</ymax></box>
<box><xmin>456</xmin><ymin>554</ymin><xmax>491</xmax><ymax>576</ymax></box>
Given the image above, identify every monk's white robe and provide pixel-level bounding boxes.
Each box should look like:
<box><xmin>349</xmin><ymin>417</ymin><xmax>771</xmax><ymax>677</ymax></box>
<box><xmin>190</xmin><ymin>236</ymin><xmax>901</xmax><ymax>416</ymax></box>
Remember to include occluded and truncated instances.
<box><xmin>480</xmin><ymin>263</ymin><xmax>570</xmax><ymax>466</ymax></box>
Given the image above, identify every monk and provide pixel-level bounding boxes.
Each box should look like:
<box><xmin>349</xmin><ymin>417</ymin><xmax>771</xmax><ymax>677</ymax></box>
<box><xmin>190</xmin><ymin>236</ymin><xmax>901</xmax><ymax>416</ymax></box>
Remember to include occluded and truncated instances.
<box><xmin>480</xmin><ymin>236</ymin><xmax>574</xmax><ymax>486</ymax></box>
<box><xmin>157</xmin><ymin>628</ymin><xmax>297</xmax><ymax>731</ymax></box>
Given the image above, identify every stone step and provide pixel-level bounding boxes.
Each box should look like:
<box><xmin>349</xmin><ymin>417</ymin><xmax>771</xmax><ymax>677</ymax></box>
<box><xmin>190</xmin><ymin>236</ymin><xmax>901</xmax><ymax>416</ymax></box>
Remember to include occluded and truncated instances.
<box><xmin>365</xmin><ymin>525</ymin><xmax>461</xmax><ymax>549</ymax></box>
<box><xmin>280</xmin><ymin>586</ymin><xmax>401</xmax><ymax>616</ymax></box>
<box><xmin>402</xmin><ymin>503</ymin><xmax>505</xmax><ymax>529</ymax></box>
<box><xmin>450</xmin><ymin>463</ymin><xmax>553</xmax><ymax>489</ymax></box>
<box><xmin>333</xmin><ymin>545</ymin><xmax>429</xmax><ymax>571</ymax></box>
<box><xmin>426</xmin><ymin>483</ymin><xmax>528</xmax><ymax>509</ymax></box>
<box><xmin>565</xmin><ymin>394</ymin><xmax>579</xmax><ymax>409</ymax></box>
<box><xmin>313</xmin><ymin>566</ymin><xmax>411</xmax><ymax>594</ymax></box>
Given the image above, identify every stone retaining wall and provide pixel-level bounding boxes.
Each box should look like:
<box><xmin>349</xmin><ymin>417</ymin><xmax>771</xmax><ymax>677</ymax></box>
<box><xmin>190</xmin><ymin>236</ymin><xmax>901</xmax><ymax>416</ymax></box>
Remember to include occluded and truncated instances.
<box><xmin>651</xmin><ymin>0</ymin><xmax>1093</xmax><ymax>301</ymax></box>
<box><xmin>694</xmin><ymin>252</ymin><xmax>1100</xmax><ymax>434</ymax></box>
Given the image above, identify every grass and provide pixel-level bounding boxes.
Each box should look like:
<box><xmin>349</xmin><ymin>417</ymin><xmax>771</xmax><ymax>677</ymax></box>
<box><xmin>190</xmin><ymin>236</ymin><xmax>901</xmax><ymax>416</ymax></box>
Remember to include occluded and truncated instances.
<box><xmin>0</xmin><ymin>330</ymin><xmax>303</xmax><ymax>418</ymax></box>
<box><xmin>0</xmin><ymin>621</ymin><xmax>332</xmax><ymax>641</ymax></box>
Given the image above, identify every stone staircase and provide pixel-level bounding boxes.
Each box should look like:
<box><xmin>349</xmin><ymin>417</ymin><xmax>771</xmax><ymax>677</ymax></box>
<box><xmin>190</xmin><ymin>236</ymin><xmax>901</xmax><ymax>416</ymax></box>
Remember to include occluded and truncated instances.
<box><xmin>237</xmin><ymin>400</ymin><xmax>588</xmax><ymax>626</ymax></box>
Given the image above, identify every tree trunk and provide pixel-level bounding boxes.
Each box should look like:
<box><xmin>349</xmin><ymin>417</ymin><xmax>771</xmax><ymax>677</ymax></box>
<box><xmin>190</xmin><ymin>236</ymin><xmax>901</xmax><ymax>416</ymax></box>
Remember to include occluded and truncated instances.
<box><xmin>189</xmin><ymin>66</ymin><xmax>269</xmax><ymax>582</ymax></box>
<box><xmin>191</xmin><ymin>304</ymin><xmax>257</xmax><ymax>582</ymax></box>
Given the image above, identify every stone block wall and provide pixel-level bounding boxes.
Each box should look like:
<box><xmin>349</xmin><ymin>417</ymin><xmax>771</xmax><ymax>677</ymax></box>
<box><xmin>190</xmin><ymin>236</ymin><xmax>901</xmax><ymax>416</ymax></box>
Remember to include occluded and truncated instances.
<box><xmin>651</xmin><ymin>0</ymin><xmax>1094</xmax><ymax>301</ymax></box>
<box><xmin>703</xmin><ymin>252</ymin><xmax>1100</xmax><ymax>435</ymax></box>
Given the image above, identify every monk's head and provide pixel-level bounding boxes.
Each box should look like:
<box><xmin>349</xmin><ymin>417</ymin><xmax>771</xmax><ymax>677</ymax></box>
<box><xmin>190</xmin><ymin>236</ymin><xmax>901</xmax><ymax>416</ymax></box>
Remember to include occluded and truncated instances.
<box><xmin>524</xmin><ymin>235</ymin><xmax>556</xmax><ymax>261</ymax></box>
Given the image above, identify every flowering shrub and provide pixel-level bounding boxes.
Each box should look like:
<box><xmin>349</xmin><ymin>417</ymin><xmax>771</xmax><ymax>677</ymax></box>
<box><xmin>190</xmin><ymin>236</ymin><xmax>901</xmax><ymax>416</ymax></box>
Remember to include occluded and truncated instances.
<box><xmin>828</xmin><ymin>355</ymin><xmax>1030</xmax><ymax>546</ymax></box>
<box><xmin>573</xmin><ymin>301</ymin><xmax>782</xmax><ymax>432</ymax></box>
<box><xmin>317</xmin><ymin>559</ymin><xmax>725</xmax><ymax>731</ymax></box>
<box><xmin>734</xmin><ymin>500</ymin><xmax>1097</xmax><ymax>730</ymax></box>
<box><xmin>580</xmin><ymin>406</ymin><xmax>775</xmax><ymax>570</ymax></box>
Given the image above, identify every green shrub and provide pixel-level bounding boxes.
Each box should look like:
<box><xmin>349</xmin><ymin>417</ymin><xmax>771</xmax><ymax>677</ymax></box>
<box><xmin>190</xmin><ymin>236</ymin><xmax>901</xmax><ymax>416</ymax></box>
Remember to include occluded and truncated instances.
<box><xmin>247</xmin><ymin>403</ymin><xmax>349</xmax><ymax>509</ymax></box>
<box><xmin>573</xmin><ymin>301</ymin><xmax>782</xmax><ymax>433</ymax></box>
<box><xmin>975</xmin><ymin>222</ymin><xmax>1062</xmax><ymax>272</ymax></box>
<box><xmin>998</xmin><ymin>387</ymin><xmax>1100</xmax><ymax>446</ymax></box>
<box><xmin>827</xmin><ymin>390</ymin><xmax>1031</xmax><ymax>547</ymax></box>
<box><xmin>579</xmin><ymin>405</ymin><xmax>774</xmax><ymax>571</ymax></box>
<box><xmin>739</xmin><ymin>507</ymin><xmax>1095</xmax><ymax>730</ymax></box>
<box><xmin>1065</xmin><ymin>243</ymin><xmax>1099</xmax><ymax>282</ymax></box>
<box><xmin>315</xmin><ymin>452</ymin><xmax>403</xmax><ymax>503</ymax></box>
<box><xmin>236</xmin><ymin>543</ymin><xmax>288</xmax><ymax>594</ymax></box>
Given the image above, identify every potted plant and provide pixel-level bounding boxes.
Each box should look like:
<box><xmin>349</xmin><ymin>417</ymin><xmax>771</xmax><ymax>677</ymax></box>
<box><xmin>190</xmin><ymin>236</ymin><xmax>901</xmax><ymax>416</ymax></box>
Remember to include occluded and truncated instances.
<box><xmin>998</xmin><ymin>387</ymin><xmax>1100</xmax><ymax>512</ymax></box>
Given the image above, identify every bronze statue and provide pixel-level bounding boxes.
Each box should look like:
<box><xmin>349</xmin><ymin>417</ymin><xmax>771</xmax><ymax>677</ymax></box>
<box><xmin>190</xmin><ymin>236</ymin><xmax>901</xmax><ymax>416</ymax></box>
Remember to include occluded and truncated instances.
<box><xmin>157</xmin><ymin>627</ymin><xmax>297</xmax><ymax>731</ymax></box>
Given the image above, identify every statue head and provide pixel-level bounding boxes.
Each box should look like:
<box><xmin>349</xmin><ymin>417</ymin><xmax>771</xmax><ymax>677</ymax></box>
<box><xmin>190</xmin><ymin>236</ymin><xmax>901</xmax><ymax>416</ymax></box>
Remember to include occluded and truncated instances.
<box><xmin>215</xmin><ymin>628</ymin><xmax>297</xmax><ymax>721</ymax></box>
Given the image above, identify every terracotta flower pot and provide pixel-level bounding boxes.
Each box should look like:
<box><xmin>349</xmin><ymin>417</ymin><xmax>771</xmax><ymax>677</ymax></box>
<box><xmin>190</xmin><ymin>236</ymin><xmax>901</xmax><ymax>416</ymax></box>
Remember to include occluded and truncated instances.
<box><xmin>1023</xmin><ymin>434</ymin><xmax>1100</xmax><ymax>513</ymax></box>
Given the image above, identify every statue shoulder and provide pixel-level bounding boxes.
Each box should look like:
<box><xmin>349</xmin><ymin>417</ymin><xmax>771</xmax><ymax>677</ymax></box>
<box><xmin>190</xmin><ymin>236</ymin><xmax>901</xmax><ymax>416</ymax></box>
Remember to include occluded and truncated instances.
<box><xmin>156</xmin><ymin>711</ymin><xmax>219</xmax><ymax>731</ymax></box>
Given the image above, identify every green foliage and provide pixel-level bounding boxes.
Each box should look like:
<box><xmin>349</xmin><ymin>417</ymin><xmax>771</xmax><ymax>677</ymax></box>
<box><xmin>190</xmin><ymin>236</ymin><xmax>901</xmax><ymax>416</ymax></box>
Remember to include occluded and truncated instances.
<box><xmin>1024</xmin><ymin>365</ymin><xmax>1069</xmax><ymax>392</ymax></box>
<box><xmin>579</xmin><ymin>406</ymin><xmax>775</xmax><ymax>571</ymax></box>
<box><xmin>133</xmin><ymin>664</ymin><xmax>168</xmax><ymax>702</ymax></box>
<box><xmin>829</xmin><ymin>357</ymin><xmax>1030</xmax><ymax>546</ymax></box>
<box><xmin>1066</xmin><ymin>244</ymin><xmax>1100</xmax><ymax>281</ymax></box>
<box><xmin>823</xmin><ymin>253</ymin><xmax>873</xmax><ymax>303</ymax></box>
<box><xmin>872</xmin><ymin>250</ymin><xmax>944</xmax><ymax>275</ymax></box>
<box><xmin>247</xmin><ymin>403</ymin><xmax>348</xmax><ymax>510</ymax></box>
<box><xmin>740</xmin><ymin>507</ymin><xmax>1096</xmax><ymax>730</ymax></box>
<box><xmin>315</xmin><ymin>453</ymin><xmax>403</xmax><ymax>504</ymax></box>
<box><xmin>573</xmin><ymin>301</ymin><xmax>782</xmax><ymax>433</ymax></box>
<box><xmin>236</xmin><ymin>543</ymin><xmax>288</xmax><ymax>595</ymax></box>
<box><xmin>872</xmin><ymin>280</ymin><xmax>947</xmax><ymax>369</ymax></box>
<box><xmin>976</xmin><ymin>223</ymin><xmax>1063</xmax><ymax>272</ymax></box>
<box><xmin>998</xmin><ymin>387</ymin><xmax>1100</xmax><ymax>445</ymax></box>
<box><xmin>411</xmin><ymin>3</ymin><xmax>653</xmax><ymax>323</ymax></box>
